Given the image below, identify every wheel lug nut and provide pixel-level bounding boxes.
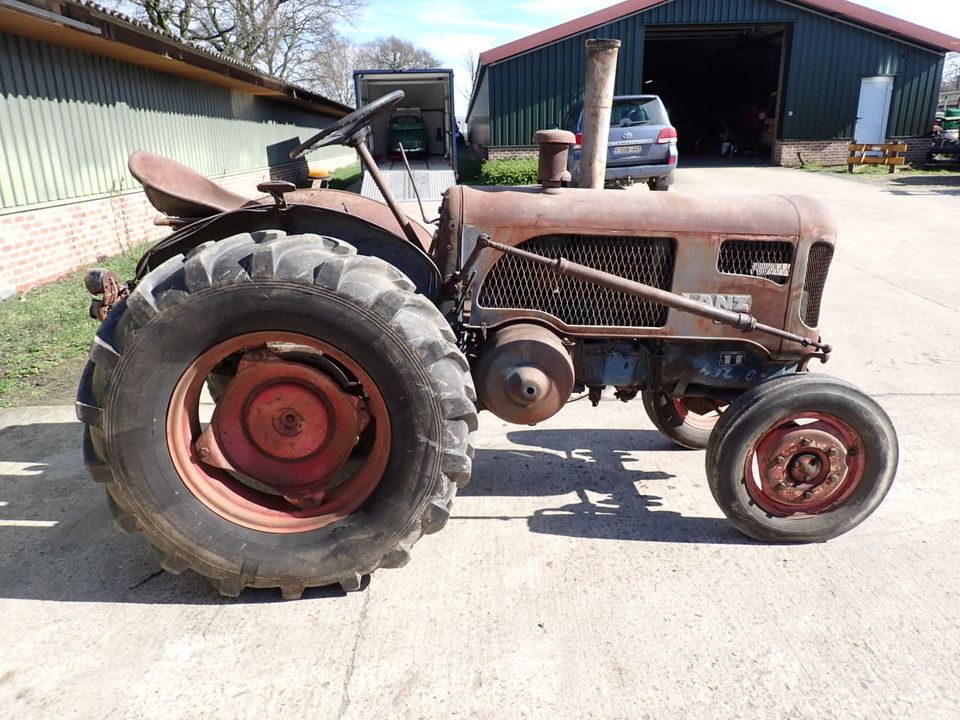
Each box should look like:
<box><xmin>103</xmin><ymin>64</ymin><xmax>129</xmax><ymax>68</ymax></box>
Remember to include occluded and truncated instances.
<box><xmin>803</xmin><ymin>491</ymin><xmax>814</xmax><ymax>499</ymax></box>
<box><xmin>775</xmin><ymin>483</ymin><xmax>787</xmax><ymax>493</ymax></box>
<box><xmin>828</xmin><ymin>474</ymin><xmax>838</xmax><ymax>483</ymax></box>
<box><xmin>775</xmin><ymin>455</ymin><xmax>786</xmax><ymax>464</ymax></box>
<box><xmin>828</xmin><ymin>448</ymin><xmax>838</xmax><ymax>457</ymax></box>
<box><xmin>799</xmin><ymin>438</ymin><xmax>811</xmax><ymax>447</ymax></box>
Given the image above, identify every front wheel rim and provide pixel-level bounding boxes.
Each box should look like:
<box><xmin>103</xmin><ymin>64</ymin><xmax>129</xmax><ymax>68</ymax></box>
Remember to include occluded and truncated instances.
<box><xmin>745</xmin><ymin>412</ymin><xmax>865</xmax><ymax>517</ymax></box>
<box><xmin>167</xmin><ymin>331</ymin><xmax>391</xmax><ymax>533</ymax></box>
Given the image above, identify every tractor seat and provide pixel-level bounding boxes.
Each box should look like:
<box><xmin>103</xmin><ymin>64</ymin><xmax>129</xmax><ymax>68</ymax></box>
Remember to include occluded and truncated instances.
<box><xmin>129</xmin><ymin>151</ymin><xmax>260</xmax><ymax>218</ymax></box>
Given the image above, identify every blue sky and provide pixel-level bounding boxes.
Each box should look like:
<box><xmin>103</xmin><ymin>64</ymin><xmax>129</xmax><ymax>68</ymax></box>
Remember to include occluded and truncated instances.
<box><xmin>343</xmin><ymin>0</ymin><xmax>960</xmax><ymax>115</ymax></box>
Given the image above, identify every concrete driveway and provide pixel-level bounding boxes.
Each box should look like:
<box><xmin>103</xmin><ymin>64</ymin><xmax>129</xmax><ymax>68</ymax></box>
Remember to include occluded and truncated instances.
<box><xmin>1</xmin><ymin>165</ymin><xmax>958</xmax><ymax>719</ymax></box>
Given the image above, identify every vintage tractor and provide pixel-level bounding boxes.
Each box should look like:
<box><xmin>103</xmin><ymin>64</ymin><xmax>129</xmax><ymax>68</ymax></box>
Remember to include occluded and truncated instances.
<box><xmin>78</xmin><ymin>90</ymin><xmax>898</xmax><ymax>598</ymax></box>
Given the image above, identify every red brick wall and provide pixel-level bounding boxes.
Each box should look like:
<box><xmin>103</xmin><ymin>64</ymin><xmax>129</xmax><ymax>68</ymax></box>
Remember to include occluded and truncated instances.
<box><xmin>773</xmin><ymin>137</ymin><xmax>933</xmax><ymax>167</ymax></box>
<box><xmin>0</xmin><ymin>163</ymin><xmax>305</xmax><ymax>298</ymax></box>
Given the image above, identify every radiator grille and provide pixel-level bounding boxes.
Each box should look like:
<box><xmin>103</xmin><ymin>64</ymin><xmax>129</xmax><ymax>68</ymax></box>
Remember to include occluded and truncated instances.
<box><xmin>718</xmin><ymin>240</ymin><xmax>794</xmax><ymax>285</ymax></box>
<box><xmin>478</xmin><ymin>235</ymin><xmax>676</xmax><ymax>327</ymax></box>
<box><xmin>800</xmin><ymin>242</ymin><xmax>834</xmax><ymax>327</ymax></box>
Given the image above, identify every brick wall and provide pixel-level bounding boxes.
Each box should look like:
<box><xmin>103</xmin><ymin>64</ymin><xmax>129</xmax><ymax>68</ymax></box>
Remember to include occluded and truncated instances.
<box><xmin>773</xmin><ymin>137</ymin><xmax>933</xmax><ymax>168</ymax></box>
<box><xmin>773</xmin><ymin>140</ymin><xmax>851</xmax><ymax>167</ymax></box>
<box><xmin>485</xmin><ymin>146</ymin><xmax>539</xmax><ymax>161</ymax></box>
<box><xmin>0</xmin><ymin>163</ymin><xmax>306</xmax><ymax>298</ymax></box>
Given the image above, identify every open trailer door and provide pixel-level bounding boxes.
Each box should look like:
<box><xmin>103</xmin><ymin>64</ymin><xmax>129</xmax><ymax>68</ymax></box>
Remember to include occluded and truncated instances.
<box><xmin>353</xmin><ymin>69</ymin><xmax>458</xmax><ymax>203</ymax></box>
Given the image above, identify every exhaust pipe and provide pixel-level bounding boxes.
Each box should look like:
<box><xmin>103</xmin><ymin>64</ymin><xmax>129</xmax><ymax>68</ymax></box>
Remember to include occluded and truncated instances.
<box><xmin>580</xmin><ymin>38</ymin><xmax>621</xmax><ymax>189</ymax></box>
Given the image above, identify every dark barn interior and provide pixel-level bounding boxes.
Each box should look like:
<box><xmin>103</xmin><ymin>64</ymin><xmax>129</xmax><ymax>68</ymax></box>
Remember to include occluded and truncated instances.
<box><xmin>643</xmin><ymin>24</ymin><xmax>787</xmax><ymax>158</ymax></box>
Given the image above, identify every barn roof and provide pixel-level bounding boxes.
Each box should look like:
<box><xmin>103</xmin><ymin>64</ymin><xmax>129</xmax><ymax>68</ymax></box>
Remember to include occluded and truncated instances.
<box><xmin>0</xmin><ymin>0</ymin><xmax>352</xmax><ymax>116</ymax></box>
<box><xmin>479</xmin><ymin>0</ymin><xmax>960</xmax><ymax>66</ymax></box>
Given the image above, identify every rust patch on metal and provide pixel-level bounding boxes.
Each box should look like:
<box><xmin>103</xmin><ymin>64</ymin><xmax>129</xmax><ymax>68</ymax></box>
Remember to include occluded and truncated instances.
<box><xmin>84</xmin><ymin>268</ymin><xmax>128</xmax><ymax>321</ymax></box>
<box><xmin>166</xmin><ymin>331</ymin><xmax>391</xmax><ymax>533</ymax></box>
<box><xmin>747</xmin><ymin>413</ymin><xmax>864</xmax><ymax>516</ymax></box>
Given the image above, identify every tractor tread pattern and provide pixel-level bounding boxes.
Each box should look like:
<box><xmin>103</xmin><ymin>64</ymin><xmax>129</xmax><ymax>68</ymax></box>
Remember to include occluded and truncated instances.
<box><xmin>76</xmin><ymin>231</ymin><xmax>477</xmax><ymax>598</ymax></box>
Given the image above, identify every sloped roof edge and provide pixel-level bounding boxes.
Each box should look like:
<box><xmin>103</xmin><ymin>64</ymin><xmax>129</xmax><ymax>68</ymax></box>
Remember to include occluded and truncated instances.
<box><xmin>0</xmin><ymin>0</ymin><xmax>353</xmax><ymax>116</ymax></box>
<box><xmin>478</xmin><ymin>0</ymin><xmax>960</xmax><ymax>67</ymax></box>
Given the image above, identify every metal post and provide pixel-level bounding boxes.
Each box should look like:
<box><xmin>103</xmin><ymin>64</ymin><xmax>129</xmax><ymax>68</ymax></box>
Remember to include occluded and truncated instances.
<box><xmin>580</xmin><ymin>38</ymin><xmax>621</xmax><ymax>189</ymax></box>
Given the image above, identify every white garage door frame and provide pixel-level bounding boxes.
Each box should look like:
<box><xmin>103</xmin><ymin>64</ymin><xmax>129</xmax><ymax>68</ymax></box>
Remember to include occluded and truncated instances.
<box><xmin>854</xmin><ymin>76</ymin><xmax>895</xmax><ymax>145</ymax></box>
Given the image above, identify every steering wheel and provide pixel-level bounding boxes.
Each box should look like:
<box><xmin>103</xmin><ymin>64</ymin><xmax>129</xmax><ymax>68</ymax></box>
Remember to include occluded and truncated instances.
<box><xmin>290</xmin><ymin>90</ymin><xmax>406</xmax><ymax>160</ymax></box>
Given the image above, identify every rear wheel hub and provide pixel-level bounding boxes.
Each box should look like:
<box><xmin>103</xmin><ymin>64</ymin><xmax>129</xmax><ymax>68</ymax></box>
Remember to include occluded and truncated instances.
<box><xmin>167</xmin><ymin>332</ymin><xmax>391</xmax><ymax>533</ymax></box>
<box><xmin>195</xmin><ymin>350</ymin><xmax>370</xmax><ymax>506</ymax></box>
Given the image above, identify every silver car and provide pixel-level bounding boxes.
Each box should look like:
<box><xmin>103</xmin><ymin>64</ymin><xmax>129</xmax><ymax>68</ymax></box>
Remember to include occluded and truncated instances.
<box><xmin>564</xmin><ymin>95</ymin><xmax>678</xmax><ymax>190</ymax></box>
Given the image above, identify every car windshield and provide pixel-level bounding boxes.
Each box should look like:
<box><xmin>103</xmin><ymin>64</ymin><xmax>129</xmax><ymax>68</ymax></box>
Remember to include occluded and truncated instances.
<box><xmin>610</xmin><ymin>98</ymin><xmax>667</xmax><ymax>127</ymax></box>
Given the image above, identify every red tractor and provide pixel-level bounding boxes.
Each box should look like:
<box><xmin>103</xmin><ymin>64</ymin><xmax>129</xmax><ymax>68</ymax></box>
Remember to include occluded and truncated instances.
<box><xmin>79</xmin><ymin>91</ymin><xmax>898</xmax><ymax>598</ymax></box>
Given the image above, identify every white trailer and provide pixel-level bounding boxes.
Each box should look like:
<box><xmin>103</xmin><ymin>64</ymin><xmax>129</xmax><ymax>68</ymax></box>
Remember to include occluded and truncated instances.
<box><xmin>353</xmin><ymin>69</ymin><xmax>458</xmax><ymax>204</ymax></box>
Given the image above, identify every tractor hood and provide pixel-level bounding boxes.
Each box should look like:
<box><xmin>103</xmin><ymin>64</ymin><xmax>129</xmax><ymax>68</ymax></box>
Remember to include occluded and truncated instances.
<box><xmin>453</xmin><ymin>185</ymin><xmax>835</xmax><ymax>240</ymax></box>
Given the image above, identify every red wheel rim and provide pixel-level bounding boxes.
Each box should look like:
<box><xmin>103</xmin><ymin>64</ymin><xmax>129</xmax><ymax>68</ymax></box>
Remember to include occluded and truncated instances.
<box><xmin>745</xmin><ymin>412</ymin><xmax>865</xmax><ymax>517</ymax></box>
<box><xmin>672</xmin><ymin>397</ymin><xmax>727</xmax><ymax>431</ymax></box>
<box><xmin>167</xmin><ymin>332</ymin><xmax>391</xmax><ymax>533</ymax></box>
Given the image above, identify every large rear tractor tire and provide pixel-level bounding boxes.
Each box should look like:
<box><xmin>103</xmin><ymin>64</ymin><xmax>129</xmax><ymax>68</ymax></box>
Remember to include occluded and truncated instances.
<box><xmin>76</xmin><ymin>231</ymin><xmax>477</xmax><ymax>598</ymax></box>
<box><xmin>705</xmin><ymin>374</ymin><xmax>897</xmax><ymax>543</ymax></box>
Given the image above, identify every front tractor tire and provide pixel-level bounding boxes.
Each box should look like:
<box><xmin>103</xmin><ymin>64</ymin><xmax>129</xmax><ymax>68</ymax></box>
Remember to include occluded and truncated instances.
<box><xmin>76</xmin><ymin>231</ymin><xmax>477</xmax><ymax>598</ymax></box>
<box><xmin>706</xmin><ymin>374</ymin><xmax>897</xmax><ymax>543</ymax></box>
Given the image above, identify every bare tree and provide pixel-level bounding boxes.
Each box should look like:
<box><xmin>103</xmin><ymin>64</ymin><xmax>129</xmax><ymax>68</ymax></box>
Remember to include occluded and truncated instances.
<box><xmin>458</xmin><ymin>50</ymin><xmax>480</xmax><ymax>104</ymax></box>
<box><xmin>357</xmin><ymin>36</ymin><xmax>440</xmax><ymax>71</ymax></box>
<box><xmin>943</xmin><ymin>53</ymin><xmax>960</xmax><ymax>92</ymax></box>
<box><xmin>125</xmin><ymin>0</ymin><xmax>365</xmax><ymax>81</ymax></box>
<box><xmin>304</xmin><ymin>33</ymin><xmax>362</xmax><ymax>106</ymax></box>
<box><xmin>302</xmin><ymin>34</ymin><xmax>441</xmax><ymax>105</ymax></box>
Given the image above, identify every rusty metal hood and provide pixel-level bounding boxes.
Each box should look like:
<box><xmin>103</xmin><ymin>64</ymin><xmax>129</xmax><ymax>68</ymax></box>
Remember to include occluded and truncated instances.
<box><xmin>456</xmin><ymin>186</ymin><xmax>835</xmax><ymax>238</ymax></box>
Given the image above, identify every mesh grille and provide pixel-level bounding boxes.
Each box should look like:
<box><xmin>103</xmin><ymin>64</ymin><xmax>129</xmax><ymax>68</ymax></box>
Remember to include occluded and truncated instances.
<box><xmin>800</xmin><ymin>242</ymin><xmax>834</xmax><ymax>327</ymax></box>
<box><xmin>478</xmin><ymin>235</ymin><xmax>676</xmax><ymax>327</ymax></box>
<box><xmin>718</xmin><ymin>240</ymin><xmax>794</xmax><ymax>284</ymax></box>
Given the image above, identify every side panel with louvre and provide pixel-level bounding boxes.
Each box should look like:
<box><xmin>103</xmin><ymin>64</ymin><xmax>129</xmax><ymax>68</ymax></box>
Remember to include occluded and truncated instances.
<box><xmin>718</xmin><ymin>240</ymin><xmax>793</xmax><ymax>285</ymax></box>
<box><xmin>800</xmin><ymin>242</ymin><xmax>834</xmax><ymax>327</ymax></box>
<box><xmin>478</xmin><ymin>235</ymin><xmax>676</xmax><ymax>328</ymax></box>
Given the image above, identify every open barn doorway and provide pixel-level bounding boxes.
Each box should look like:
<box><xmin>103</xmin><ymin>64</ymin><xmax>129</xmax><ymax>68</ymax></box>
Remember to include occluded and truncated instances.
<box><xmin>643</xmin><ymin>24</ymin><xmax>788</xmax><ymax>161</ymax></box>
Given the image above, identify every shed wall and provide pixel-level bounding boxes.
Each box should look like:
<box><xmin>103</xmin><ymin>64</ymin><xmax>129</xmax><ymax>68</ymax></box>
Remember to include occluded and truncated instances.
<box><xmin>0</xmin><ymin>31</ymin><xmax>351</xmax><ymax>212</ymax></box>
<box><xmin>486</xmin><ymin>0</ymin><xmax>943</xmax><ymax>147</ymax></box>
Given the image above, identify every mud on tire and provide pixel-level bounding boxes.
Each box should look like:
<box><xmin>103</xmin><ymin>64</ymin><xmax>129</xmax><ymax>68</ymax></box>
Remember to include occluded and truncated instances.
<box><xmin>76</xmin><ymin>231</ymin><xmax>477</xmax><ymax>598</ymax></box>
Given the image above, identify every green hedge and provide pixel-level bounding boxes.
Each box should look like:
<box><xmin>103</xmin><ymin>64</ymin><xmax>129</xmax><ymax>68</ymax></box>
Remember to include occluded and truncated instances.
<box><xmin>480</xmin><ymin>157</ymin><xmax>539</xmax><ymax>186</ymax></box>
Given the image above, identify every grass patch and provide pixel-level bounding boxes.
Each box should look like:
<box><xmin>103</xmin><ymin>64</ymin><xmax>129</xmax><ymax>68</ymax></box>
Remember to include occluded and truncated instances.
<box><xmin>798</xmin><ymin>163</ymin><xmax>959</xmax><ymax>178</ymax></box>
<box><xmin>327</xmin><ymin>162</ymin><xmax>362</xmax><ymax>190</ymax></box>
<box><xmin>0</xmin><ymin>245</ymin><xmax>147</xmax><ymax>406</ymax></box>
<box><xmin>479</xmin><ymin>157</ymin><xmax>539</xmax><ymax>186</ymax></box>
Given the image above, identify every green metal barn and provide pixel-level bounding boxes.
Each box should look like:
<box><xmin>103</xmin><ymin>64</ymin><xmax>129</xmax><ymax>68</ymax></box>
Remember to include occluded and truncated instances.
<box><xmin>466</xmin><ymin>0</ymin><xmax>960</xmax><ymax>166</ymax></box>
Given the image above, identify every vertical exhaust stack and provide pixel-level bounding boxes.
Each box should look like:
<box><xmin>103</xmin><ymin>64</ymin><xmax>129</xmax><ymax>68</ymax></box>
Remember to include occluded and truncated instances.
<box><xmin>580</xmin><ymin>38</ymin><xmax>621</xmax><ymax>189</ymax></box>
<box><xmin>533</xmin><ymin>129</ymin><xmax>575</xmax><ymax>192</ymax></box>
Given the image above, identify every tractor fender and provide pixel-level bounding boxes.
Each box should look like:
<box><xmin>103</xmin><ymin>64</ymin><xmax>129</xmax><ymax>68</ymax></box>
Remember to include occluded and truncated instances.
<box><xmin>135</xmin><ymin>191</ymin><xmax>441</xmax><ymax>296</ymax></box>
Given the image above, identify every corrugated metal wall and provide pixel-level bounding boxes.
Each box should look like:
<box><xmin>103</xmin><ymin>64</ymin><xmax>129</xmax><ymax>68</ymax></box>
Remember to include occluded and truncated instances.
<box><xmin>487</xmin><ymin>0</ymin><xmax>944</xmax><ymax>146</ymax></box>
<box><xmin>0</xmin><ymin>31</ymin><xmax>351</xmax><ymax>211</ymax></box>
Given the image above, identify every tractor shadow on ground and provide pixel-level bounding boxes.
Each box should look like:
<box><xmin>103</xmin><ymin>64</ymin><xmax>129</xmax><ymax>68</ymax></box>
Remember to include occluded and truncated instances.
<box><xmin>0</xmin><ymin>420</ymin><xmax>347</xmax><ymax>604</ymax></box>
<box><xmin>464</xmin><ymin>428</ymin><xmax>751</xmax><ymax>546</ymax></box>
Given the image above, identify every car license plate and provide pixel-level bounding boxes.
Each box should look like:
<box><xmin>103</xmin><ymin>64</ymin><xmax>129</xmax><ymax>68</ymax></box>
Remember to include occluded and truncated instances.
<box><xmin>612</xmin><ymin>145</ymin><xmax>642</xmax><ymax>155</ymax></box>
